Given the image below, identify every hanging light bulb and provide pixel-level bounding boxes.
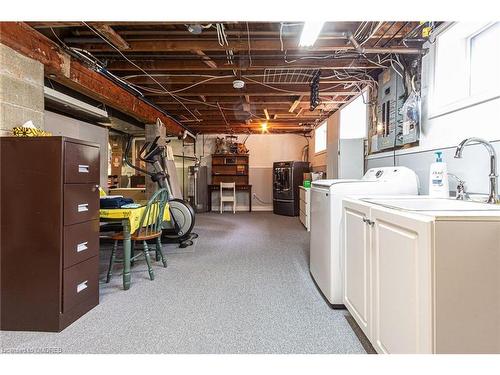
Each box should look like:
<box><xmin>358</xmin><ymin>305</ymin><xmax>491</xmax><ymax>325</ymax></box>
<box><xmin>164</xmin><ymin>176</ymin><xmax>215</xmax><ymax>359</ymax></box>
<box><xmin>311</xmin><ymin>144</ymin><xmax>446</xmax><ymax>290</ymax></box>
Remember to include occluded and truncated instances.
<box><xmin>261</xmin><ymin>122</ymin><xmax>268</xmax><ymax>133</ymax></box>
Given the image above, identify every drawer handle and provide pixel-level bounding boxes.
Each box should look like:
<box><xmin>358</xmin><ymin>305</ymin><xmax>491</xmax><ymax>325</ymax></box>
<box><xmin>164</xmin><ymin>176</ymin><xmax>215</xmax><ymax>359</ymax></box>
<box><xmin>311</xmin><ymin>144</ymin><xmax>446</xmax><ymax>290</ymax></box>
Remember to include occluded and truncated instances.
<box><xmin>76</xmin><ymin>241</ymin><xmax>88</xmax><ymax>253</ymax></box>
<box><xmin>77</xmin><ymin>203</ymin><xmax>89</xmax><ymax>212</ymax></box>
<box><xmin>78</xmin><ymin>164</ymin><xmax>90</xmax><ymax>173</ymax></box>
<box><xmin>77</xmin><ymin>280</ymin><xmax>88</xmax><ymax>293</ymax></box>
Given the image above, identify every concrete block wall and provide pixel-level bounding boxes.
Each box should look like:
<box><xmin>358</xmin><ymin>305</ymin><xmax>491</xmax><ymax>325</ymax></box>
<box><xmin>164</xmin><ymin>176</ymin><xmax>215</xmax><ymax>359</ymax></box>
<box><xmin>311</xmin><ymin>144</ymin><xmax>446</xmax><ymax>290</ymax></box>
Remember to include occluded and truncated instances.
<box><xmin>0</xmin><ymin>43</ymin><xmax>44</xmax><ymax>136</ymax></box>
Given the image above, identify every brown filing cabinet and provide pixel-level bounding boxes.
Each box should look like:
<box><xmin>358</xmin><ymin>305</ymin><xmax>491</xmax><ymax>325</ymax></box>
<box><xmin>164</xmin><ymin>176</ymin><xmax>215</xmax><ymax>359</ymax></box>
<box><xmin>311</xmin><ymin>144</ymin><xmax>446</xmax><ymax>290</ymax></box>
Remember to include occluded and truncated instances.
<box><xmin>0</xmin><ymin>136</ymin><xmax>100</xmax><ymax>332</ymax></box>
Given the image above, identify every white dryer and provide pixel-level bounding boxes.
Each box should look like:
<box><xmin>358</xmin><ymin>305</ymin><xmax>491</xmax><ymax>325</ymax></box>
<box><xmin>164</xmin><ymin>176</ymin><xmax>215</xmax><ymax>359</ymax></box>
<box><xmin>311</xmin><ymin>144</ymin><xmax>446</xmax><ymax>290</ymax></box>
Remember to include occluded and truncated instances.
<box><xmin>309</xmin><ymin>166</ymin><xmax>419</xmax><ymax>306</ymax></box>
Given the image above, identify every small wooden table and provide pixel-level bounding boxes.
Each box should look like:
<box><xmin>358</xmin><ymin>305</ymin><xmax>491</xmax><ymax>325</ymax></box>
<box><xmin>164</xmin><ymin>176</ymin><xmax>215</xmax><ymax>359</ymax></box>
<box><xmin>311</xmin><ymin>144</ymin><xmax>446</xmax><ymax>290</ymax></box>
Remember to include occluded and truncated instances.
<box><xmin>207</xmin><ymin>184</ymin><xmax>252</xmax><ymax>212</ymax></box>
<box><xmin>100</xmin><ymin>201</ymin><xmax>170</xmax><ymax>290</ymax></box>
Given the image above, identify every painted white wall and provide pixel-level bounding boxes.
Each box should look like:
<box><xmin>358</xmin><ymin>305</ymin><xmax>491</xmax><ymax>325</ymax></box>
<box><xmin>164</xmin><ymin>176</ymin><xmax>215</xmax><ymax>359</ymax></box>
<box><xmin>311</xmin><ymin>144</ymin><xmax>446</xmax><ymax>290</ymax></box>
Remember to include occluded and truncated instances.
<box><xmin>197</xmin><ymin>134</ymin><xmax>308</xmax><ymax>211</ymax></box>
<box><xmin>44</xmin><ymin>110</ymin><xmax>109</xmax><ymax>189</ymax></box>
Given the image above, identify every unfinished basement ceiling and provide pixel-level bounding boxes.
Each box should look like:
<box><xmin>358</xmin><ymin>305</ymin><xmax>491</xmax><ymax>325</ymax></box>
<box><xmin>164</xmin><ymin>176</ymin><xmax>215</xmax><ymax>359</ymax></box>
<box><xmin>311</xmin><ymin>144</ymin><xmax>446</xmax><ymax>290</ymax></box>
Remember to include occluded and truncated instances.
<box><xmin>30</xmin><ymin>21</ymin><xmax>429</xmax><ymax>134</ymax></box>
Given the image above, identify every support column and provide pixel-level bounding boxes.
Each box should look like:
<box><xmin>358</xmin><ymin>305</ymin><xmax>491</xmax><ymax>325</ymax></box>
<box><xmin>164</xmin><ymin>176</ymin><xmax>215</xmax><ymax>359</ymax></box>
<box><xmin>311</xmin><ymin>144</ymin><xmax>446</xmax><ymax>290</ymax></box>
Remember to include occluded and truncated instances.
<box><xmin>0</xmin><ymin>43</ymin><xmax>44</xmax><ymax>136</ymax></box>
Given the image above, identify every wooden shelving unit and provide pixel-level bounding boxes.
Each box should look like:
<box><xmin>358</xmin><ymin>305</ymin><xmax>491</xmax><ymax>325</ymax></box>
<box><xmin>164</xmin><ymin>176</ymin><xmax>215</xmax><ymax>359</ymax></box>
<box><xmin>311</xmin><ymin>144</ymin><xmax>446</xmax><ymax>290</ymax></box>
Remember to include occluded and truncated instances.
<box><xmin>211</xmin><ymin>154</ymin><xmax>249</xmax><ymax>185</ymax></box>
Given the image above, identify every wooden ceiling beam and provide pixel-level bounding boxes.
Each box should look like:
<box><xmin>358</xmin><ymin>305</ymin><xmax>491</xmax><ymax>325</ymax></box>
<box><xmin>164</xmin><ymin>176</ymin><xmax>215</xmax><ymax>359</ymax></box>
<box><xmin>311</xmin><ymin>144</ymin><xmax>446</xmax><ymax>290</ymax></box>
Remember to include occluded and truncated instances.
<box><xmin>178</xmin><ymin>116</ymin><xmax>321</xmax><ymax>122</ymax></box>
<box><xmin>140</xmin><ymin>84</ymin><xmax>359</xmax><ymax>96</ymax></box>
<box><xmin>121</xmin><ymin>75</ymin><xmax>371</xmax><ymax>85</ymax></box>
<box><xmin>106</xmin><ymin>58</ymin><xmax>380</xmax><ymax>71</ymax></box>
<box><xmin>29</xmin><ymin>22</ymin><xmax>176</xmax><ymax>28</ymax></box>
<box><xmin>0</xmin><ymin>22</ymin><xmax>185</xmax><ymax>135</ymax></box>
<box><xmin>146</xmin><ymin>91</ymin><xmax>358</xmax><ymax>97</ymax></box>
<box><xmin>89</xmin><ymin>23</ymin><xmax>130</xmax><ymax>51</ymax></box>
<box><xmin>66</xmin><ymin>38</ymin><xmax>354</xmax><ymax>52</ymax></box>
<box><xmin>289</xmin><ymin>95</ymin><xmax>304</xmax><ymax>113</ymax></box>
<box><xmin>154</xmin><ymin>97</ymin><xmax>349</xmax><ymax>105</ymax></box>
<box><xmin>263</xmin><ymin>108</ymin><xmax>270</xmax><ymax>120</ymax></box>
<box><xmin>191</xmin><ymin>49</ymin><xmax>218</xmax><ymax>69</ymax></box>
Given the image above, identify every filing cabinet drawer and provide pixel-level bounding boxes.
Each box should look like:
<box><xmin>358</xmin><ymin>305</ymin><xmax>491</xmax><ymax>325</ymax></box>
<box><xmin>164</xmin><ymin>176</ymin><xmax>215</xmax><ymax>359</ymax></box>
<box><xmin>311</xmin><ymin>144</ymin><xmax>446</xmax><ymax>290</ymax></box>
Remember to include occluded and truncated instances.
<box><xmin>64</xmin><ymin>141</ymin><xmax>100</xmax><ymax>184</ymax></box>
<box><xmin>63</xmin><ymin>256</ymin><xmax>99</xmax><ymax>313</ymax></box>
<box><xmin>63</xmin><ymin>220</ymin><xmax>99</xmax><ymax>269</ymax></box>
<box><xmin>64</xmin><ymin>184</ymin><xmax>99</xmax><ymax>225</ymax></box>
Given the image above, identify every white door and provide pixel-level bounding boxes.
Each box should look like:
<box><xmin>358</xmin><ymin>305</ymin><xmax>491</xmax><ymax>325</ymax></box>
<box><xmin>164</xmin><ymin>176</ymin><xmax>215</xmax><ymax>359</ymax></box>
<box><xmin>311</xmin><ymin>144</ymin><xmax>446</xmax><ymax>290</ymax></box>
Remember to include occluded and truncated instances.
<box><xmin>370</xmin><ymin>208</ymin><xmax>433</xmax><ymax>354</ymax></box>
<box><xmin>338</xmin><ymin>138</ymin><xmax>364</xmax><ymax>179</ymax></box>
<box><xmin>343</xmin><ymin>200</ymin><xmax>372</xmax><ymax>339</ymax></box>
<box><xmin>309</xmin><ymin>186</ymin><xmax>332</xmax><ymax>300</ymax></box>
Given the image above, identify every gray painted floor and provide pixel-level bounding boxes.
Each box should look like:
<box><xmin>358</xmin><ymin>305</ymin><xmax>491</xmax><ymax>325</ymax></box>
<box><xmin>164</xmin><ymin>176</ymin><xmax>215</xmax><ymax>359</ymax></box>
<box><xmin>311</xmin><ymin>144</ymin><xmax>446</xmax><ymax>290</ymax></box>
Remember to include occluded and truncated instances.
<box><xmin>0</xmin><ymin>212</ymin><xmax>373</xmax><ymax>354</ymax></box>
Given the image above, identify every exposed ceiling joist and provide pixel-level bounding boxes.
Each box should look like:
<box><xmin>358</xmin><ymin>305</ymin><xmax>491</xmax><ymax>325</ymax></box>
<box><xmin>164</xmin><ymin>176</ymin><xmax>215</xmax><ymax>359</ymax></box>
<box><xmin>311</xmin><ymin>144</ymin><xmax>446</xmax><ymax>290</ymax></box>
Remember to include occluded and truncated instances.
<box><xmin>289</xmin><ymin>95</ymin><xmax>304</xmax><ymax>113</ymax></box>
<box><xmin>19</xmin><ymin>21</ymin><xmax>429</xmax><ymax>134</ymax></box>
<box><xmin>263</xmin><ymin>108</ymin><xmax>270</xmax><ymax>120</ymax></box>
<box><xmin>90</xmin><ymin>23</ymin><xmax>130</xmax><ymax>51</ymax></box>
<box><xmin>105</xmin><ymin>58</ymin><xmax>381</xmax><ymax>72</ymax></box>
<box><xmin>191</xmin><ymin>49</ymin><xmax>218</xmax><ymax>69</ymax></box>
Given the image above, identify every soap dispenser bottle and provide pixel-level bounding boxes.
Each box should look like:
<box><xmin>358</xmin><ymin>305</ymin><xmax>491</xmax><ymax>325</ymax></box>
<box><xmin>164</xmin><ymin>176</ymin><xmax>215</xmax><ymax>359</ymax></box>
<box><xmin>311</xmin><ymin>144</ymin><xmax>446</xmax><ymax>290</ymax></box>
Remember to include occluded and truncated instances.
<box><xmin>428</xmin><ymin>151</ymin><xmax>449</xmax><ymax>198</ymax></box>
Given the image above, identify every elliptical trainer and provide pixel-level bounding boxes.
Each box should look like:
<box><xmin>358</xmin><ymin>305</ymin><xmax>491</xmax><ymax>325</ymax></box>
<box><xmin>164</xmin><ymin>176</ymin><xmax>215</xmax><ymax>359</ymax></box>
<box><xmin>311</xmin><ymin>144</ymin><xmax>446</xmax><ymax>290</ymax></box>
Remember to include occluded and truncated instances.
<box><xmin>125</xmin><ymin>136</ymin><xmax>197</xmax><ymax>248</ymax></box>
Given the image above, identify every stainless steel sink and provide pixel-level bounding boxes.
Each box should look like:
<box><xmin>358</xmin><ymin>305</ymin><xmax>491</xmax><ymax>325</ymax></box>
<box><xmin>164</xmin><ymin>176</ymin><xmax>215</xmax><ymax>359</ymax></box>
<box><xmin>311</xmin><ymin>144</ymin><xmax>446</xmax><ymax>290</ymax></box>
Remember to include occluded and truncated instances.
<box><xmin>360</xmin><ymin>197</ymin><xmax>500</xmax><ymax>211</ymax></box>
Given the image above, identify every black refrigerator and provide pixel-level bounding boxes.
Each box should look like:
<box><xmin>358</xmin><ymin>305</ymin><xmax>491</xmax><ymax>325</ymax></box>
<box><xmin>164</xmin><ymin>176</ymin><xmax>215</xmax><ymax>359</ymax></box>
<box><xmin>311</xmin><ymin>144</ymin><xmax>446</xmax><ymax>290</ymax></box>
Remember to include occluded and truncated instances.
<box><xmin>273</xmin><ymin>161</ymin><xmax>310</xmax><ymax>216</ymax></box>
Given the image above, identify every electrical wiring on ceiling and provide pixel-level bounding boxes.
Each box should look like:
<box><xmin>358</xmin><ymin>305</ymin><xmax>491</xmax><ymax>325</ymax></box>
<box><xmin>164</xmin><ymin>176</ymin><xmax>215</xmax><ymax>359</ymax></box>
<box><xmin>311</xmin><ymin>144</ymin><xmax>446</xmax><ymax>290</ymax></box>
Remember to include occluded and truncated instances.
<box><xmin>81</xmin><ymin>21</ymin><xmax>202</xmax><ymax>123</ymax></box>
<box><xmin>358</xmin><ymin>22</ymin><xmax>383</xmax><ymax>46</ymax></box>
<box><xmin>216</xmin><ymin>101</ymin><xmax>232</xmax><ymax>132</ymax></box>
<box><xmin>216</xmin><ymin>23</ymin><xmax>237</xmax><ymax>75</ymax></box>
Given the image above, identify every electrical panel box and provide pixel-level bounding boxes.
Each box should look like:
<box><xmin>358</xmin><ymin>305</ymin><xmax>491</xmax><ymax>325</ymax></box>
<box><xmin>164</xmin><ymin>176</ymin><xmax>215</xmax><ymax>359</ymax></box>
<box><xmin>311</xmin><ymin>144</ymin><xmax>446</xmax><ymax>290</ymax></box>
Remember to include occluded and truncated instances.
<box><xmin>376</xmin><ymin>68</ymin><xmax>405</xmax><ymax>150</ymax></box>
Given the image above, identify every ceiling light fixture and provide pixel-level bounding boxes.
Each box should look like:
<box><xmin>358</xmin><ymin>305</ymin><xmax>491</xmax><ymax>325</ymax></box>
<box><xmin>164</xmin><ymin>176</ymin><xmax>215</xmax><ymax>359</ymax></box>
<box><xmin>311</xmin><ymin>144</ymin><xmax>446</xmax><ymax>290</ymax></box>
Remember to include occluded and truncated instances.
<box><xmin>187</xmin><ymin>24</ymin><xmax>203</xmax><ymax>35</ymax></box>
<box><xmin>261</xmin><ymin>122</ymin><xmax>268</xmax><ymax>133</ymax></box>
<box><xmin>299</xmin><ymin>21</ymin><xmax>325</xmax><ymax>47</ymax></box>
<box><xmin>233</xmin><ymin>79</ymin><xmax>245</xmax><ymax>89</ymax></box>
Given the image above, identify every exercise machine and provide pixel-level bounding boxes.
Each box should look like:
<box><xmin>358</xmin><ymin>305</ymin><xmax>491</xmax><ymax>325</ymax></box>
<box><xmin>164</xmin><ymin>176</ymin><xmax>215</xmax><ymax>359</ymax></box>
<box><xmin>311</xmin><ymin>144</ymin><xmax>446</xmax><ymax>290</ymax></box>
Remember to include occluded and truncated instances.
<box><xmin>125</xmin><ymin>136</ymin><xmax>197</xmax><ymax>248</ymax></box>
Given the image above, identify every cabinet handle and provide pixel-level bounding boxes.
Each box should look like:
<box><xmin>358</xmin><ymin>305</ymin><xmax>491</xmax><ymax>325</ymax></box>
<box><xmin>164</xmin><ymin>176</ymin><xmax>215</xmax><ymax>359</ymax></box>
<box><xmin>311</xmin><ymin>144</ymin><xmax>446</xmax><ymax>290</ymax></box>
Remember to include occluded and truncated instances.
<box><xmin>76</xmin><ymin>241</ymin><xmax>88</xmax><ymax>253</ymax></box>
<box><xmin>77</xmin><ymin>203</ymin><xmax>89</xmax><ymax>212</ymax></box>
<box><xmin>363</xmin><ymin>217</ymin><xmax>375</xmax><ymax>226</ymax></box>
<box><xmin>78</xmin><ymin>164</ymin><xmax>89</xmax><ymax>173</ymax></box>
<box><xmin>76</xmin><ymin>280</ymin><xmax>88</xmax><ymax>293</ymax></box>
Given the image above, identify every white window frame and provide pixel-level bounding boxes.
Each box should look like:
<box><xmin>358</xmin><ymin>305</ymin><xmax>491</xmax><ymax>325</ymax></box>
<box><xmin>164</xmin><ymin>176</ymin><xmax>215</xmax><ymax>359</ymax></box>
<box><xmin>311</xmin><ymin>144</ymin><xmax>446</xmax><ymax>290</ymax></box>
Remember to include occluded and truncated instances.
<box><xmin>314</xmin><ymin>121</ymin><xmax>327</xmax><ymax>154</ymax></box>
<box><xmin>428</xmin><ymin>22</ymin><xmax>500</xmax><ymax>119</ymax></box>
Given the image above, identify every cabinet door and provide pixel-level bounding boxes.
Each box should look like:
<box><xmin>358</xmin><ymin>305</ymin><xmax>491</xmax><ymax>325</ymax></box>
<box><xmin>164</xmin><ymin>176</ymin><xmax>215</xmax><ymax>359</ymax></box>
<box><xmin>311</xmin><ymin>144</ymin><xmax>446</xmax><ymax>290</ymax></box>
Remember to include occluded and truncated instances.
<box><xmin>370</xmin><ymin>208</ymin><xmax>433</xmax><ymax>354</ymax></box>
<box><xmin>343</xmin><ymin>200</ymin><xmax>372</xmax><ymax>339</ymax></box>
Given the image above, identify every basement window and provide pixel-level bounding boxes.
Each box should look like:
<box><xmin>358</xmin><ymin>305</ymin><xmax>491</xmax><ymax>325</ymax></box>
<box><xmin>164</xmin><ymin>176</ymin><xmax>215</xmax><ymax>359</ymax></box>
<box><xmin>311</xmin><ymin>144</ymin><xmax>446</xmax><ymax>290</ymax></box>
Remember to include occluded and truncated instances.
<box><xmin>314</xmin><ymin>121</ymin><xmax>327</xmax><ymax>154</ymax></box>
<box><xmin>430</xmin><ymin>22</ymin><xmax>500</xmax><ymax>117</ymax></box>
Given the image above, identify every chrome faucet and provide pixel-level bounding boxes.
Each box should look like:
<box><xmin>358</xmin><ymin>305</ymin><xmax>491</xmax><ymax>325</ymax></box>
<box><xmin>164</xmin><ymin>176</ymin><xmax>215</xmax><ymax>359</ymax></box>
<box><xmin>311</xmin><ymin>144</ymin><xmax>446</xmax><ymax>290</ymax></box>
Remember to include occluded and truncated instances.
<box><xmin>454</xmin><ymin>137</ymin><xmax>499</xmax><ymax>204</ymax></box>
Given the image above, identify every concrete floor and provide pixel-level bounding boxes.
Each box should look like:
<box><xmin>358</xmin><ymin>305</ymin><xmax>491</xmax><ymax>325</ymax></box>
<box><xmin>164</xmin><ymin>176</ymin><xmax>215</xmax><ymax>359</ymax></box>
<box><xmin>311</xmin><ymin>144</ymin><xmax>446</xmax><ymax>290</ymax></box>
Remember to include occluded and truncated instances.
<box><xmin>0</xmin><ymin>212</ymin><xmax>373</xmax><ymax>354</ymax></box>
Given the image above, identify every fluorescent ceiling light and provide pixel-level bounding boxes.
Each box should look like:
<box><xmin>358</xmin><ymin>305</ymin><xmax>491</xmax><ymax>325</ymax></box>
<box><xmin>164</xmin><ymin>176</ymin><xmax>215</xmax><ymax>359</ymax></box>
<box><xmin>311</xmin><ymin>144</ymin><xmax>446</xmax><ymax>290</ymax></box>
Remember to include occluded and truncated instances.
<box><xmin>44</xmin><ymin>86</ymin><xmax>108</xmax><ymax>118</ymax></box>
<box><xmin>299</xmin><ymin>21</ymin><xmax>325</xmax><ymax>47</ymax></box>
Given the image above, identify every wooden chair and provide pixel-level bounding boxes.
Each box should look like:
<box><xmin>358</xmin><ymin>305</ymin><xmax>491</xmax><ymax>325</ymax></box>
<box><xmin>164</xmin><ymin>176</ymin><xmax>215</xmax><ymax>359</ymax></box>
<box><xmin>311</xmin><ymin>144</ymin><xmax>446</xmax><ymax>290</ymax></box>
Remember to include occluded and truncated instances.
<box><xmin>220</xmin><ymin>182</ymin><xmax>236</xmax><ymax>214</ymax></box>
<box><xmin>106</xmin><ymin>188</ymin><xmax>169</xmax><ymax>283</ymax></box>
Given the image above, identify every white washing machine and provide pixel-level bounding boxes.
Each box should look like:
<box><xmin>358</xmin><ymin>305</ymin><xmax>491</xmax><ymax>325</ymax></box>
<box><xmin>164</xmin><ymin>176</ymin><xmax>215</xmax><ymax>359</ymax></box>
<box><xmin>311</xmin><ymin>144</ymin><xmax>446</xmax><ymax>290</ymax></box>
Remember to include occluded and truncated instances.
<box><xmin>309</xmin><ymin>166</ymin><xmax>419</xmax><ymax>306</ymax></box>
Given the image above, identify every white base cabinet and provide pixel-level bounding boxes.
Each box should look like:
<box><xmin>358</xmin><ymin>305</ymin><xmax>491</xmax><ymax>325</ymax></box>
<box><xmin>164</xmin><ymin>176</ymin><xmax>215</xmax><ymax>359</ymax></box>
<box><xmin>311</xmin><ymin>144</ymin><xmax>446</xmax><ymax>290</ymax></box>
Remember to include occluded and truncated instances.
<box><xmin>299</xmin><ymin>186</ymin><xmax>310</xmax><ymax>231</ymax></box>
<box><xmin>343</xmin><ymin>198</ymin><xmax>500</xmax><ymax>354</ymax></box>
